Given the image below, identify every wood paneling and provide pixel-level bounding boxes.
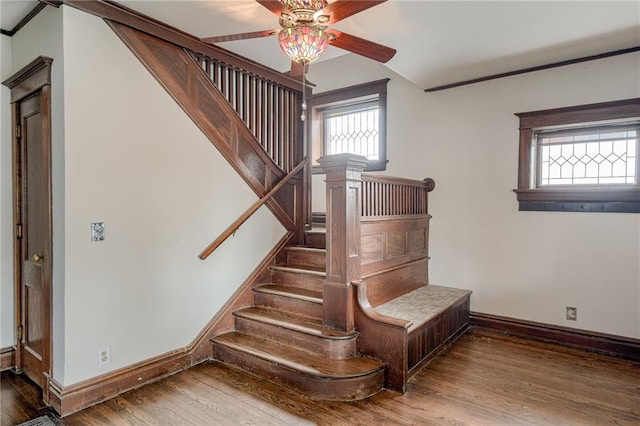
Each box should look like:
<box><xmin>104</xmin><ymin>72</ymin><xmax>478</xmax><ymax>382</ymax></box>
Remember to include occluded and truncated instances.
<box><xmin>107</xmin><ymin>22</ymin><xmax>299</xmax><ymax>232</ymax></box>
<box><xmin>361</xmin><ymin>259</ymin><xmax>428</xmax><ymax>308</ymax></box>
<box><xmin>407</xmin><ymin>296</ymin><xmax>470</xmax><ymax>373</ymax></box>
<box><xmin>318</xmin><ymin>154</ymin><xmax>369</xmax><ymax>332</ymax></box>
<box><xmin>360</xmin><ymin>216</ymin><xmax>429</xmax><ymax>276</ymax></box>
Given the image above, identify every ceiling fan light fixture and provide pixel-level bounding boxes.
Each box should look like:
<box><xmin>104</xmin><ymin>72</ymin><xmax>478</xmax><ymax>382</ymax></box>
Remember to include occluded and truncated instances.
<box><xmin>278</xmin><ymin>26</ymin><xmax>329</xmax><ymax>64</ymax></box>
<box><xmin>280</xmin><ymin>0</ymin><xmax>327</xmax><ymax>12</ymax></box>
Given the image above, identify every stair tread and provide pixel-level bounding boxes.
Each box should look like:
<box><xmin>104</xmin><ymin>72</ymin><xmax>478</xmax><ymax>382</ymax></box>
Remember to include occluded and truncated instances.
<box><xmin>286</xmin><ymin>247</ymin><xmax>326</xmax><ymax>253</ymax></box>
<box><xmin>212</xmin><ymin>332</ymin><xmax>383</xmax><ymax>378</ymax></box>
<box><xmin>234</xmin><ymin>307</ymin><xmax>355</xmax><ymax>339</ymax></box>
<box><xmin>254</xmin><ymin>285</ymin><xmax>322</xmax><ymax>303</ymax></box>
<box><xmin>271</xmin><ymin>265</ymin><xmax>326</xmax><ymax>275</ymax></box>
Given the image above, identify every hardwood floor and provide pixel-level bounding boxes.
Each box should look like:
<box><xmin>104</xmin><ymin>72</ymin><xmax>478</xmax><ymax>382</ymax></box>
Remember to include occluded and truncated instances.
<box><xmin>3</xmin><ymin>328</ymin><xmax>639</xmax><ymax>425</ymax></box>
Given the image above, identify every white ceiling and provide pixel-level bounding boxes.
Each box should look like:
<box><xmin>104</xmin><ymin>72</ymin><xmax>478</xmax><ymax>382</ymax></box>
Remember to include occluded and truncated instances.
<box><xmin>2</xmin><ymin>1</ymin><xmax>639</xmax><ymax>89</ymax></box>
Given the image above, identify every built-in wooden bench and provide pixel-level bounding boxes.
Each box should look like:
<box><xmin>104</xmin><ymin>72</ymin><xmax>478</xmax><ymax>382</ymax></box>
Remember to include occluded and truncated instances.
<box><xmin>317</xmin><ymin>154</ymin><xmax>472</xmax><ymax>393</ymax></box>
<box><xmin>375</xmin><ymin>284</ymin><xmax>471</xmax><ymax>375</ymax></box>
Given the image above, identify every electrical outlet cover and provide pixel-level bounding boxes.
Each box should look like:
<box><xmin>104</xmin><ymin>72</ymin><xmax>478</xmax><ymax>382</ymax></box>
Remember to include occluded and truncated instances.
<box><xmin>566</xmin><ymin>306</ymin><xmax>577</xmax><ymax>321</ymax></box>
<box><xmin>98</xmin><ymin>346</ymin><xmax>111</xmax><ymax>367</ymax></box>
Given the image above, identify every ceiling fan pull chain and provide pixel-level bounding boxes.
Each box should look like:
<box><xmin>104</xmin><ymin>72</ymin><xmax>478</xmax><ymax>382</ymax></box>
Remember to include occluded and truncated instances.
<box><xmin>301</xmin><ymin>71</ymin><xmax>307</xmax><ymax>122</ymax></box>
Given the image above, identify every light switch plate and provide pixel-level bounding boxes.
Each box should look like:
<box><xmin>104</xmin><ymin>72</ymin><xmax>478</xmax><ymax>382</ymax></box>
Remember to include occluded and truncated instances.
<box><xmin>91</xmin><ymin>222</ymin><xmax>105</xmax><ymax>242</ymax></box>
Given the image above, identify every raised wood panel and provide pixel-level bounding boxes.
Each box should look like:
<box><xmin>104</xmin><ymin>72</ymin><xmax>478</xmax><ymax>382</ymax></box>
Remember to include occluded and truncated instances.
<box><xmin>407</xmin><ymin>296</ymin><xmax>470</xmax><ymax>373</ymax></box>
<box><xmin>108</xmin><ymin>22</ymin><xmax>298</xmax><ymax>231</ymax></box>
<box><xmin>361</xmin><ymin>216</ymin><xmax>429</xmax><ymax>276</ymax></box>
<box><xmin>362</xmin><ymin>259</ymin><xmax>428</xmax><ymax>308</ymax></box>
<box><xmin>361</xmin><ymin>234</ymin><xmax>383</xmax><ymax>263</ymax></box>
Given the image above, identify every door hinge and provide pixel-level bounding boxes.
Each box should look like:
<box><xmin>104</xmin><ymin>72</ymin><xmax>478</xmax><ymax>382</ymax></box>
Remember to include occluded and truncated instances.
<box><xmin>16</xmin><ymin>223</ymin><xmax>23</xmax><ymax>239</ymax></box>
<box><xmin>15</xmin><ymin>124</ymin><xmax>21</xmax><ymax>139</ymax></box>
<box><xmin>17</xmin><ymin>325</ymin><xmax>23</xmax><ymax>341</ymax></box>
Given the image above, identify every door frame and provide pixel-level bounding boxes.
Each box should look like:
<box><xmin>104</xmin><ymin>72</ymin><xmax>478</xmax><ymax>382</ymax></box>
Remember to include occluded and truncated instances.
<box><xmin>2</xmin><ymin>56</ymin><xmax>54</xmax><ymax>403</ymax></box>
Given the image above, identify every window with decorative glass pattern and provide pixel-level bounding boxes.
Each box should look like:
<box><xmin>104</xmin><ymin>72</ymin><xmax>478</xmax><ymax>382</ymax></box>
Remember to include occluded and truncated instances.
<box><xmin>536</xmin><ymin>125</ymin><xmax>638</xmax><ymax>186</ymax></box>
<box><xmin>514</xmin><ymin>98</ymin><xmax>640</xmax><ymax>213</ymax></box>
<box><xmin>312</xmin><ymin>79</ymin><xmax>388</xmax><ymax>172</ymax></box>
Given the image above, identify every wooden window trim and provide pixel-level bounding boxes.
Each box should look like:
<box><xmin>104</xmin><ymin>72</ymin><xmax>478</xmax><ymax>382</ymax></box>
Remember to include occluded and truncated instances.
<box><xmin>311</xmin><ymin>79</ymin><xmax>389</xmax><ymax>173</ymax></box>
<box><xmin>514</xmin><ymin>98</ymin><xmax>640</xmax><ymax>213</ymax></box>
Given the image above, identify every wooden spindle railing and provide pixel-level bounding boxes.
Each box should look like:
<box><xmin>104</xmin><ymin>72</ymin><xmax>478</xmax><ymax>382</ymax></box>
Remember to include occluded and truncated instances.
<box><xmin>361</xmin><ymin>175</ymin><xmax>435</xmax><ymax>217</ymax></box>
<box><xmin>191</xmin><ymin>53</ymin><xmax>303</xmax><ymax>173</ymax></box>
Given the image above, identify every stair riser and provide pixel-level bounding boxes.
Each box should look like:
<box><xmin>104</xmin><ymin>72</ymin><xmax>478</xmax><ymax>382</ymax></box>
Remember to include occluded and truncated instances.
<box><xmin>272</xmin><ymin>270</ymin><xmax>324</xmax><ymax>292</ymax></box>
<box><xmin>305</xmin><ymin>233</ymin><xmax>326</xmax><ymax>249</ymax></box>
<box><xmin>253</xmin><ymin>292</ymin><xmax>322</xmax><ymax>321</ymax></box>
<box><xmin>286</xmin><ymin>250</ymin><xmax>326</xmax><ymax>269</ymax></box>
<box><xmin>234</xmin><ymin>316</ymin><xmax>356</xmax><ymax>360</ymax></box>
<box><xmin>211</xmin><ymin>342</ymin><xmax>384</xmax><ymax>401</ymax></box>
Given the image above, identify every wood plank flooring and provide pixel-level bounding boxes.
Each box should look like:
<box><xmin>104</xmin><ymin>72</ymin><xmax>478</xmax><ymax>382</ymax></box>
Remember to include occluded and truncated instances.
<box><xmin>3</xmin><ymin>328</ymin><xmax>639</xmax><ymax>425</ymax></box>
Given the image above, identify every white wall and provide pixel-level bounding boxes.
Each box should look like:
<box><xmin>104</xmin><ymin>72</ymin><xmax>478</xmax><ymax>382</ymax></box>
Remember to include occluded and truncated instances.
<box><xmin>308</xmin><ymin>52</ymin><xmax>640</xmax><ymax>338</ymax></box>
<box><xmin>2</xmin><ymin>6</ymin><xmax>285</xmax><ymax>386</ymax></box>
<box><xmin>59</xmin><ymin>8</ymin><xmax>285</xmax><ymax>385</ymax></box>
<box><xmin>0</xmin><ymin>34</ymin><xmax>14</xmax><ymax>348</ymax></box>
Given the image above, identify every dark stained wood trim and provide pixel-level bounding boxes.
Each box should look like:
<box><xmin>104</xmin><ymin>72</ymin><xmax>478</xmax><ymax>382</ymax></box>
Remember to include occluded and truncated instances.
<box><xmin>1</xmin><ymin>346</ymin><xmax>16</xmax><ymax>371</ymax></box>
<box><xmin>199</xmin><ymin>159</ymin><xmax>308</xmax><ymax>260</ymax></box>
<box><xmin>4</xmin><ymin>55</ymin><xmax>55</xmax><ymax>404</ymax></box>
<box><xmin>107</xmin><ymin>22</ymin><xmax>298</xmax><ymax>232</ymax></box>
<box><xmin>2</xmin><ymin>56</ymin><xmax>53</xmax><ymax>103</ymax></box>
<box><xmin>515</xmin><ymin>97</ymin><xmax>640</xmax><ymax>129</ymax></box>
<box><xmin>59</xmin><ymin>0</ymin><xmax>302</xmax><ymax>91</ymax></box>
<box><xmin>514</xmin><ymin>98</ymin><xmax>640</xmax><ymax>212</ymax></box>
<box><xmin>425</xmin><ymin>46</ymin><xmax>640</xmax><ymax>92</ymax></box>
<box><xmin>49</xmin><ymin>350</ymin><xmax>192</xmax><ymax>417</ymax></box>
<box><xmin>0</xmin><ymin>2</ymin><xmax>54</xmax><ymax>37</ymax></box>
<box><xmin>470</xmin><ymin>312</ymin><xmax>640</xmax><ymax>362</ymax></box>
<box><xmin>48</xmin><ymin>231</ymin><xmax>296</xmax><ymax>416</ymax></box>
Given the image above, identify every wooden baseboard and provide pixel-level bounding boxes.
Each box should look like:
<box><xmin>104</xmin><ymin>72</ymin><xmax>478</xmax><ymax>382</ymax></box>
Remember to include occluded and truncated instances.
<box><xmin>470</xmin><ymin>312</ymin><xmax>640</xmax><ymax>362</ymax></box>
<box><xmin>1</xmin><ymin>346</ymin><xmax>15</xmax><ymax>371</ymax></box>
<box><xmin>49</xmin><ymin>231</ymin><xmax>296</xmax><ymax>417</ymax></box>
<box><xmin>49</xmin><ymin>349</ymin><xmax>191</xmax><ymax>417</ymax></box>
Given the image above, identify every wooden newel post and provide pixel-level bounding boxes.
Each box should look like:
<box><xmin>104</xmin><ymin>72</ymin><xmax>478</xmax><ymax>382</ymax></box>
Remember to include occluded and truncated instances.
<box><xmin>317</xmin><ymin>153</ymin><xmax>369</xmax><ymax>332</ymax></box>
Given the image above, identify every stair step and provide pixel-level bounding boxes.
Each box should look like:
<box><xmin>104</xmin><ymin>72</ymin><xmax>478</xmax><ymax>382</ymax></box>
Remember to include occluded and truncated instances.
<box><xmin>270</xmin><ymin>265</ymin><xmax>325</xmax><ymax>292</ymax></box>
<box><xmin>304</xmin><ymin>230</ymin><xmax>326</xmax><ymax>249</ymax></box>
<box><xmin>285</xmin><ymin>247</ymin><xmax>326</xmax><ymax>269</ymax></box>
<box><xmin>234</xmin><ymin>307</ymin><xmax>357</xmax><ymax>359</ymax></box>
<box><xmin>253</xmin><ymin>285</ymin><xmax>322</xmax><ymax>320</ymax></box>
<box><xmin>211</xmin><ymin>332</ymin><xmax>384</xmax><ymax>400</ymax></box>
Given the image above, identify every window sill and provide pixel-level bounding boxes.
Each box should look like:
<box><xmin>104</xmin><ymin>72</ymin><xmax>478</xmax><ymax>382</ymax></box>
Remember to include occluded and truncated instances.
<box><xmin>312</xmin><ymin>159</ymin><xmax>388</xmax><ymax>174</ymax></box>
<box><xmin>514</xmin><ymin>187</ymin><xmax>640</xmax><ymax>213</ymax></box>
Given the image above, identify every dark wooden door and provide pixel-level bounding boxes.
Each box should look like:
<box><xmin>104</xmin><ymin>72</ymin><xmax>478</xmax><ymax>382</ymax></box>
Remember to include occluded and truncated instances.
<box><xmin>18</xmin><ymin>90</ymin><xmax>52</xmax><ymax>390</ymax></box>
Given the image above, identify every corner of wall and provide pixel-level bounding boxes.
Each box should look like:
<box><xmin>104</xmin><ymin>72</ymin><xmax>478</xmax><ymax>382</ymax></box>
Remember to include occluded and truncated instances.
<box><xmin>0</xmin><ymin>34</ymin><xmax>15</xmax><ymax>348</ymax></box>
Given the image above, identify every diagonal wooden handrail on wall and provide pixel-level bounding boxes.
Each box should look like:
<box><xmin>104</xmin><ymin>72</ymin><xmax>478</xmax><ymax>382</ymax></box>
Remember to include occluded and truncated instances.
<box><xmin>199</xmin><ymin>157</ymin><xmax>309</xmax><ymax>260</ymax></box>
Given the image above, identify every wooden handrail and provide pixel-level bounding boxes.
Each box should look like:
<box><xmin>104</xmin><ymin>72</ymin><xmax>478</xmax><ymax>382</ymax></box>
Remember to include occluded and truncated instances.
<box><xmin>199</xmin><ymin>157</ymin><xmax>310</xmax><ymax>260</ymax></box>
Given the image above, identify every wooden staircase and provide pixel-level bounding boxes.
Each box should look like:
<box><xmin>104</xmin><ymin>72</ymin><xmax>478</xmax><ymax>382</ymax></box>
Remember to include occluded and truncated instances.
<box><xmin>210</xmin><ymin>227</ymin><xmax>386</xmax><ymax>401</ymax></box>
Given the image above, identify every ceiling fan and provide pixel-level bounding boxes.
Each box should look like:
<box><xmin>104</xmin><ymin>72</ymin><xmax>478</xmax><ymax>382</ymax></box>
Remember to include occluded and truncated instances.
<box><xmin>201</xmin><ymin>0</ymin><xmax>396</xmax><ymax>76</ymax></box>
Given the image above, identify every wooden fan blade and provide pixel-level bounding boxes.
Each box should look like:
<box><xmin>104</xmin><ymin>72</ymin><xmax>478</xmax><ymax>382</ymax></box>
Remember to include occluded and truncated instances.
<box><xmin>256</xmin><ymin>0</ymin><xmax>291</xmax><ymax>17</ymax></box>
<box><xmin>327</xmin><ymin>30</ymin><xmax>396</xmax><ymax>63</ymax></box>
<box><xmin>318</xmin><ymin>0</ymin><xmax>387</xmax><ymax>25</ymax></box>
<box><xmin>201</xmin><ymin>29</ymin><xmax>279</xmax><ymax>44</ymax></box>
